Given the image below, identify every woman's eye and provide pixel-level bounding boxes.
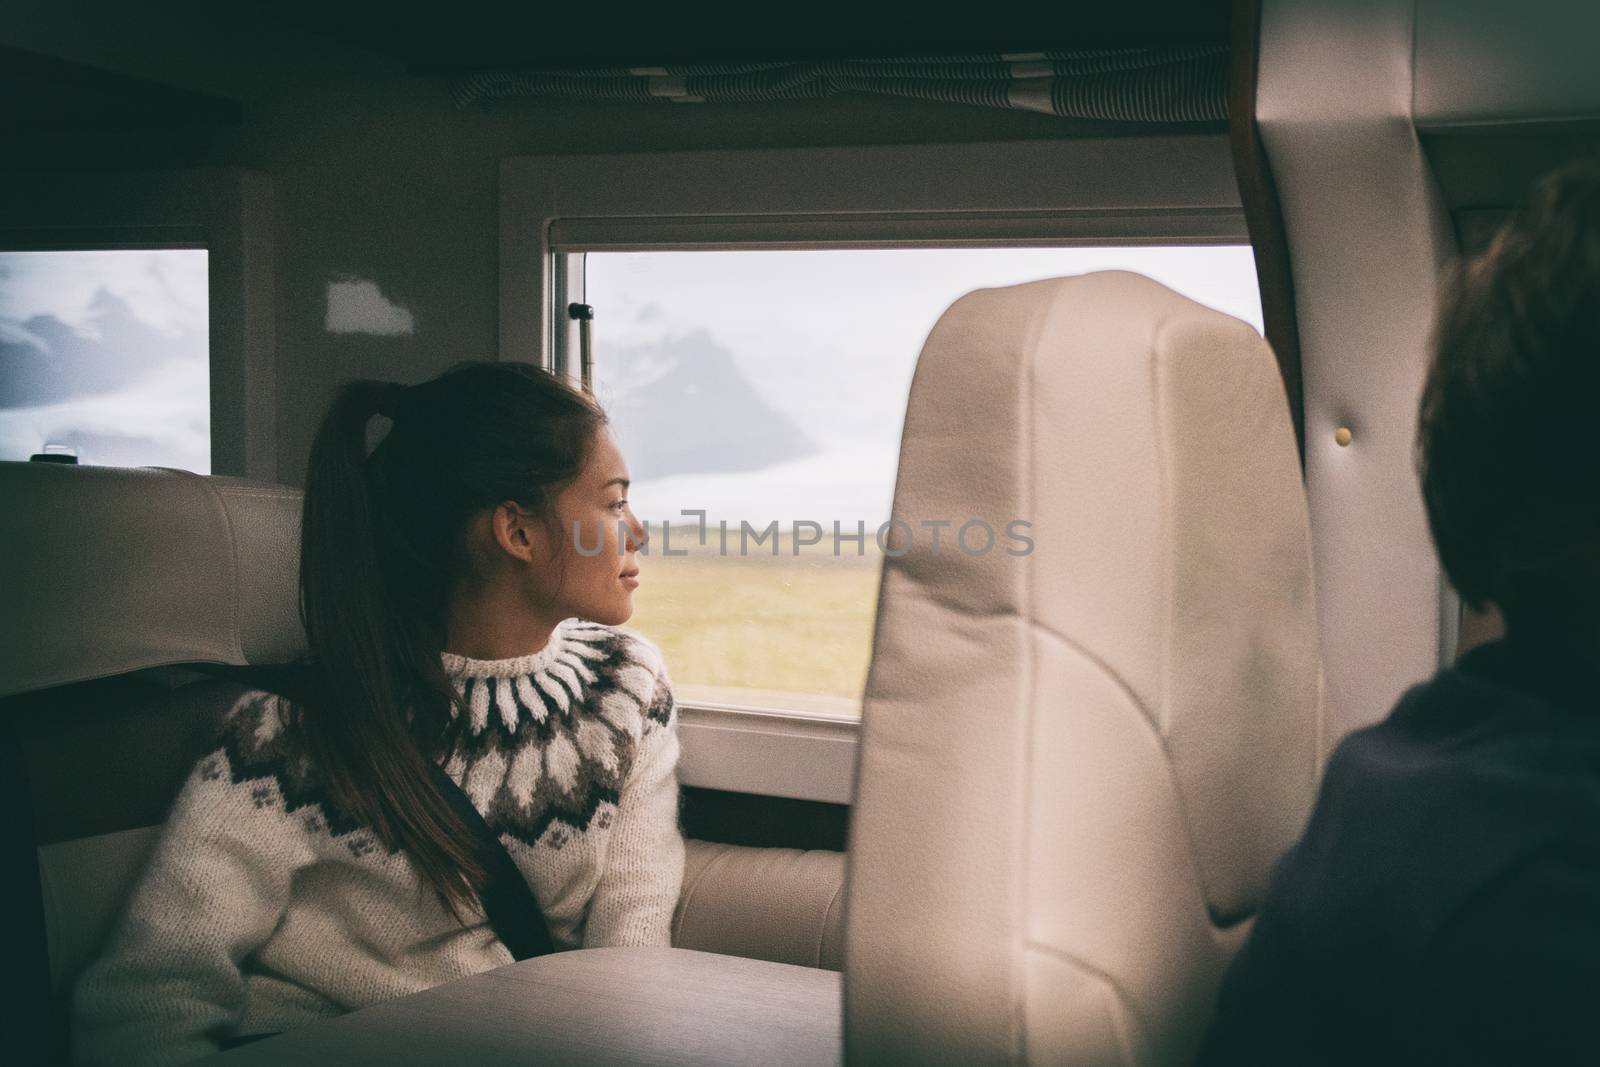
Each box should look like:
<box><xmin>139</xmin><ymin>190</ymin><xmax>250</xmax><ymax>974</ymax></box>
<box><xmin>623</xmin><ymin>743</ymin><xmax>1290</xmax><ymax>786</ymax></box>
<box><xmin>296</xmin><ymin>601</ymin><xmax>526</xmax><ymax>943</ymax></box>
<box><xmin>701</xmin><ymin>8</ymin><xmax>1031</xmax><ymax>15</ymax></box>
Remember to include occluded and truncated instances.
<box><xmin>610</xmin><ymin>499</ymin><xmax>628</xmax><ymax>512</ymax></box>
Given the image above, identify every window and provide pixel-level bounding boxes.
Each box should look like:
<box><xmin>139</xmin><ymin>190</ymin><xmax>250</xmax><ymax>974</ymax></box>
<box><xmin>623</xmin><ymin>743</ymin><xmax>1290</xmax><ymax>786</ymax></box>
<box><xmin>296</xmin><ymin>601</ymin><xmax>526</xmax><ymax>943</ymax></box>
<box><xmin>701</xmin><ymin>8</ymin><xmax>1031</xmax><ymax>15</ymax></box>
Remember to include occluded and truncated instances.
<box><xmin>0</xmin><ymin>248</ymin><xmax>210</xmax><ymax>472</ymax></box>
<box><xmin>576</xmin><ymin>245</ymin><xmax>1263</xmax><ymax>719</ymax></box>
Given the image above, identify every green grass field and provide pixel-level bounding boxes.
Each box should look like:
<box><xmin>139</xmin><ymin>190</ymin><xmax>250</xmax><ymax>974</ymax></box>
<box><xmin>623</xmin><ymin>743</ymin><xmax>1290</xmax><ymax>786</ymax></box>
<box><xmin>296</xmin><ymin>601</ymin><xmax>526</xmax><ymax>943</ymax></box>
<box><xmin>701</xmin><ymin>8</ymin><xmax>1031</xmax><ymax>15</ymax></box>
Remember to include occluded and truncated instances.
<box><xmin>619</xmin><ymin>525</ymin><xmax>883</xmax><ymax>715</ymax></box>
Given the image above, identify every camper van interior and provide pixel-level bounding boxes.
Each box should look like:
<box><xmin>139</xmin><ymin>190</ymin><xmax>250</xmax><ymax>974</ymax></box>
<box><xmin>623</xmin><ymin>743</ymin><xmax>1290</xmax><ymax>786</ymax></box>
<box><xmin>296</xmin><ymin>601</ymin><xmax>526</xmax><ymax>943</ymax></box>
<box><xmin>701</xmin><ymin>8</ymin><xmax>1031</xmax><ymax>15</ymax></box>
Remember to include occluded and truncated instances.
<box><xmin>3</xmin><ymin>0</ymin><xmax>1598</xmax><ymax>1063</ymax></box>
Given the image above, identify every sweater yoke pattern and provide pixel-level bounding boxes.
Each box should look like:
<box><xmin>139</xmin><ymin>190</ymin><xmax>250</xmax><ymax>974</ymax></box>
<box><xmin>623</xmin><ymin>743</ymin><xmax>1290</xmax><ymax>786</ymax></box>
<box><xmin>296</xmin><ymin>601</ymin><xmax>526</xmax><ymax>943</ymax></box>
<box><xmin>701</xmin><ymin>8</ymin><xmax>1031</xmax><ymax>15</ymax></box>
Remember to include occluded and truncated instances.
<box><xmin>72</xmin><ymin>619</ymin><xmax>686</xmax><ymax>1067</ymax></box>
<box><xmin>203</xmin><ymin>620</ymin><xmax>672</xmax><ymax>857</ymax></box>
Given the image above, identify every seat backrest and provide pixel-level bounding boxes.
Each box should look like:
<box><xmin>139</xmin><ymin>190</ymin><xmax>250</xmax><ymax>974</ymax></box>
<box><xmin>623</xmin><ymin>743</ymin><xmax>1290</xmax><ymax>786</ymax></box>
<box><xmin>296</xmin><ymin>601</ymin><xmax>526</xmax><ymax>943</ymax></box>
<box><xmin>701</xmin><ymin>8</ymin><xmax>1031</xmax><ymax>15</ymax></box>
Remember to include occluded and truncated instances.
<box><xmin>0</xmin><ymin>462</ymin><xmax>305</xmax><ymax>1057</ymax></box>
<box><xmin>842</xmin><ymin>273</ymin><xmax>1324</xmax><ymax>1066</ymax></box>
<box><xmin>0</xmin><ymin>463</ymin><xmax>304</xmax><ymax>698</ymax></box>
<box><xmin>0</xmin><ymin>460</ymin><xmax>846</xmax><ymax>1060</ymax></box>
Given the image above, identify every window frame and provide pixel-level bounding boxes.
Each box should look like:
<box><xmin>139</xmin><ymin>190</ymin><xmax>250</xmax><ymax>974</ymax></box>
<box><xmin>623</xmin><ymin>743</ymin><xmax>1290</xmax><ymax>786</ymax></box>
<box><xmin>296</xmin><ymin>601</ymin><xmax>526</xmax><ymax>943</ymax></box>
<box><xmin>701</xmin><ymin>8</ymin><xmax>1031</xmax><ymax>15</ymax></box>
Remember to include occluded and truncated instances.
<box><xmin>500</xmin><ymin>136</ymin><xmax>1251</xmax><ymax>803</ymax></box>
<box><xmin>501</xmin><ymin>136</ymin><xmax>1250</xmax><ymax>372</ymax></box>
<box><xmin>0</xmin><ymin>169</ymin><xmax>275</xmax><ymax>480</ymax></box>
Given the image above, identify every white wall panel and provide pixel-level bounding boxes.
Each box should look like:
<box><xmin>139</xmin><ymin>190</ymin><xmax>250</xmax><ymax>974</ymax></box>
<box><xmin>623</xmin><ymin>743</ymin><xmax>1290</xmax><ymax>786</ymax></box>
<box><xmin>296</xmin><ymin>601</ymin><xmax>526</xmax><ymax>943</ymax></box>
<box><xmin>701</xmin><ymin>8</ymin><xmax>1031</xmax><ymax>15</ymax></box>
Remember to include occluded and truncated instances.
<box><xmin>1258</xmin><ymin>0</ymin><xmax>1456</xmax><ymax>748</ymax></box>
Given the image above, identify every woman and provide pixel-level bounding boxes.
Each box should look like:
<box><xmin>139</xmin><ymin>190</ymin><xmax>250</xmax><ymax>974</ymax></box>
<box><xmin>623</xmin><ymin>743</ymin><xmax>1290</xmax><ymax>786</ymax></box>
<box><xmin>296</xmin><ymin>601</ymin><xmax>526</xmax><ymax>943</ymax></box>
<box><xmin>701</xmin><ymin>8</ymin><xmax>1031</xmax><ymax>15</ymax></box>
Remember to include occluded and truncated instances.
<box><xmin>73</xmin><ymin>363</ymin><xmax>685</xmax><ymax>1065</ymax></box>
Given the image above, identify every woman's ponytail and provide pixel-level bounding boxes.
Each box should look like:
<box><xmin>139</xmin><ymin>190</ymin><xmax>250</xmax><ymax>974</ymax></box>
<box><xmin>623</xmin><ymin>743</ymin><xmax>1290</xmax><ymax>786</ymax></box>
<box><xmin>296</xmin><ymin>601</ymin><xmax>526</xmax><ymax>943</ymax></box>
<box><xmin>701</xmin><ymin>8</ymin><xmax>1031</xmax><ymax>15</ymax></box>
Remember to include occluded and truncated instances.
<box><xmin>296</xmin><ymin>379</ymin><xmax>489</xmax><ymax>917</ymax></box>
<box><xmin>281</xmin><ymin>364</ymin><xmax>604</xmax><ymax>920</ymax></box>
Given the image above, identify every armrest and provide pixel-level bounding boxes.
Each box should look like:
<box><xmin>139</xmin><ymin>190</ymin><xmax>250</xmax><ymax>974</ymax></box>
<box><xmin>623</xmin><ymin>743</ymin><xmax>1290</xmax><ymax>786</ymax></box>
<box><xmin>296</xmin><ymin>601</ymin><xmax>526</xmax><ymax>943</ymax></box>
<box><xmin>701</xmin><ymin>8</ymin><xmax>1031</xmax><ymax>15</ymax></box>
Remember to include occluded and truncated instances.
<box><xmin>203</xmin><ymin>947</ymin><xmax>840</xmax><ymax>1066</ymax></box>
<box><xmin>673</xmin><ymin>839</ymin><xmax>846</xmax><ymax>971</ymax></box>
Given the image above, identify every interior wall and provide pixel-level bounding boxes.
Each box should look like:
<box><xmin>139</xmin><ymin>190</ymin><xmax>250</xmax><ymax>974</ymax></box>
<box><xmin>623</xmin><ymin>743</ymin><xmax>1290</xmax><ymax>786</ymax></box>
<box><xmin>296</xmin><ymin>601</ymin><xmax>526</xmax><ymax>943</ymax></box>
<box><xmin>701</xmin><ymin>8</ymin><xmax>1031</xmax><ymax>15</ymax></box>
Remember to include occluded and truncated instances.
<box><xmin>265</xmin><ymin>94</ymin><xmax>1164</xmax><ymax>487</ymax></box>
<box><xmin>1256</xmin><ymin>0</ymin><xmax>1456</xmax><ymax>745</ymax></box>
<box><xmin>2</xmin><ymin>2</ymin><xmax>1213</xmax><ymax>487</ymax></box>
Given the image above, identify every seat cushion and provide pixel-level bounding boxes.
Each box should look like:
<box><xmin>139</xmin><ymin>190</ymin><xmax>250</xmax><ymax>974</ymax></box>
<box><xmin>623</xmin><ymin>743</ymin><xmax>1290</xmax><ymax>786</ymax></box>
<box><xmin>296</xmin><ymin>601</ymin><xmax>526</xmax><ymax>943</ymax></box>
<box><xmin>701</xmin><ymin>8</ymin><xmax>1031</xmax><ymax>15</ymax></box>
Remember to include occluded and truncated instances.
<box><xmin>200</xmin><ymin>946</ymin><xmax>842</xmax><ymax>1066</ymax></box>
<box><xmin>674</xmin><ymin>840</ymin><xmax>845</xmax><ymax>970</ymax></box>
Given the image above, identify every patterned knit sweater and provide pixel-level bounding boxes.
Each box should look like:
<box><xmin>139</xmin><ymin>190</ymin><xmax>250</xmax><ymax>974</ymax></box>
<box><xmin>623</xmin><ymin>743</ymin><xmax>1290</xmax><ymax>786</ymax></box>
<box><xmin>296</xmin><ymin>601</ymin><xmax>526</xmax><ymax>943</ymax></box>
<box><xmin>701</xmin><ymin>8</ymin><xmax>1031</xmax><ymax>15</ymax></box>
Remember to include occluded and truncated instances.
<box><xmin>72</xmin><ymin>620</ymin><xmax>686</xmax><ymax>1067</ymax></box>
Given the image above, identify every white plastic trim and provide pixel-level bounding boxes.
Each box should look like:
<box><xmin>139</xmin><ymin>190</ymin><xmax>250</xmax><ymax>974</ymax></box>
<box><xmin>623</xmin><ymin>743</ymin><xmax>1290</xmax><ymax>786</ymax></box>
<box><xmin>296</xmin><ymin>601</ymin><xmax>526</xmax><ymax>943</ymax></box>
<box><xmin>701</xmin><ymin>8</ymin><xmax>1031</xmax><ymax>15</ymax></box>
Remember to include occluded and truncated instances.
<box><xmin>677</xmin><ymin>703</ymin><xmax>858</xmax><ymax>806</ymax></box>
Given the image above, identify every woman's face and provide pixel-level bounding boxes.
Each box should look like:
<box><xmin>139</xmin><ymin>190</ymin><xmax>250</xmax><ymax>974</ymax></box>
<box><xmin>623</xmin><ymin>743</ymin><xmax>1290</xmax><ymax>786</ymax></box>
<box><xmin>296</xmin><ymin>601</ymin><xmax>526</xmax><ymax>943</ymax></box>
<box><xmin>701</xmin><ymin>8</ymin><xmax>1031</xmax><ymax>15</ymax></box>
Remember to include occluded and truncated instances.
<box><xmin>527</xmin><ymin>427</ymin><xmax>646</xmax><ymax>627</ymax></box>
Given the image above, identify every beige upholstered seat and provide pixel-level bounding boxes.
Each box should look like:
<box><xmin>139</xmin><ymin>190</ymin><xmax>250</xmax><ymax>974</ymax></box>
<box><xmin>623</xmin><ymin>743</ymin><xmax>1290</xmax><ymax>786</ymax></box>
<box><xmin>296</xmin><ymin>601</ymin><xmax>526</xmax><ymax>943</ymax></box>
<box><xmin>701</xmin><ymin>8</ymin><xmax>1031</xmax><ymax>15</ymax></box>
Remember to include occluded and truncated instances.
<box><xmin>0</xmin><ymin>464</ymin><xmax>305</xmax><ymax>697</ymax></box>
<box><xmin>0</xmin><ymin>461</ymin><xmax>844</xmax><ymax>1064</ymax></box>
<box><xmin>842</xmin><ymin>272</ymin><xmax>1324</xmax><ymax>1066</ymax></box>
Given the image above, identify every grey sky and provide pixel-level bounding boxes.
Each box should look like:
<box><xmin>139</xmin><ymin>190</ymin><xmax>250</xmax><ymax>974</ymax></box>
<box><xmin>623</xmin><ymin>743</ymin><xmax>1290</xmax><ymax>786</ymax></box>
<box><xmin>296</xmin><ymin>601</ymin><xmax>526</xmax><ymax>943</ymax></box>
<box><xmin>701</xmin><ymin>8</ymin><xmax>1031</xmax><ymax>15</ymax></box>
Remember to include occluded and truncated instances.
<box><xmin>587</xmin><ymin>246</ymin><xmax>1262</xmax><ymax>528</ymax></box>
<box><xmin>0</xmin><ymin>246</ymin><xmax>1261</xmax><ymax>499</ymax></box>
<box><xmin>0</xmin><ymin>249</ymin><xmax>210</xmax><ymax>472</ymax></box>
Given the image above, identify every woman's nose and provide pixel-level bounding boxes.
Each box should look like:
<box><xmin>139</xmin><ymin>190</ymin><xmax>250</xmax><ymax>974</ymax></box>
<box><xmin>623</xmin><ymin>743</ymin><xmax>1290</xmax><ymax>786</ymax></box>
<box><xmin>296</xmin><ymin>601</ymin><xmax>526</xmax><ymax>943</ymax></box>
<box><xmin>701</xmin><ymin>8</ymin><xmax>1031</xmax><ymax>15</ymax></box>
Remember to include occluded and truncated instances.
<box><xmin>626</xmin><ymin>513</ymin><xmax>648</xmax><ymax>550</ymax></box>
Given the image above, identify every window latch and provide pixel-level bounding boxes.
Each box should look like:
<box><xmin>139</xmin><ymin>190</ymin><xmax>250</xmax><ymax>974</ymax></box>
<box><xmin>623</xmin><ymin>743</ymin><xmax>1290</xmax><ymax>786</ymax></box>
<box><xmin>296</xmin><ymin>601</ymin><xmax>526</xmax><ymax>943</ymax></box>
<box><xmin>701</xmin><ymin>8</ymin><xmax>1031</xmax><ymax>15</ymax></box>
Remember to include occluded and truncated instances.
<box><xmin>567</xmin><ymin>303</ymin><xmax>594</xmax><ymax>393</ymax></box>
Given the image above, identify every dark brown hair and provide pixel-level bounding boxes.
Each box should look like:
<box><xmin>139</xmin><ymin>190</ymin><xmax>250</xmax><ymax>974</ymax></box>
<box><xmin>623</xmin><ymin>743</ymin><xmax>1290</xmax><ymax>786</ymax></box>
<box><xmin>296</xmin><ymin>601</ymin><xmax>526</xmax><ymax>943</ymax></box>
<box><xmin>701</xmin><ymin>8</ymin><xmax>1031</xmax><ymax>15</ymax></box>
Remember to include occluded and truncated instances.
<box><xmin>1418</xmin><ymin>158</ymin><xmax>1600</xmax><ymax>646</ymax></box>
<box><xmin>295</xmin><ymin>362</ymin><xmax>607</xmax><ymax>916</ymax></box>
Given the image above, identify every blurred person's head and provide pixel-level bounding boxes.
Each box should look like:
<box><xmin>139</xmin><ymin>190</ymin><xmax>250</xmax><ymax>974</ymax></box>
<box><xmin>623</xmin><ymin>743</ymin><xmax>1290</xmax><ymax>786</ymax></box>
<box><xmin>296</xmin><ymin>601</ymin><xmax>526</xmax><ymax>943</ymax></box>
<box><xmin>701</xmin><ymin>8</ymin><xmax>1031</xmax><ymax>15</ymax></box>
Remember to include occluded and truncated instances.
<box><xmin>1418</xmin><ymin>158</ymin><xmax>1600</xmax><ymax>655</ymax></box>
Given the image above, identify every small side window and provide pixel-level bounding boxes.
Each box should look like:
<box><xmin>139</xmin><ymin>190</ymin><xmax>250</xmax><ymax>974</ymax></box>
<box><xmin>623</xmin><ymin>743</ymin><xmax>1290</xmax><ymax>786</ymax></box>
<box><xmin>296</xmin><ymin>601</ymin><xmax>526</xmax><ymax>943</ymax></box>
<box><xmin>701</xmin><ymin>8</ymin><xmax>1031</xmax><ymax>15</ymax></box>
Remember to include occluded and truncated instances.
<box><xmin>578</xmin><ymin>246</ymin><xmax>1262</xmax><ymax>720</ymax></box>
<box><xmin>0</xmin><ymin>248</ymin><xmax>210</xmax><ymax>472</ymax></box>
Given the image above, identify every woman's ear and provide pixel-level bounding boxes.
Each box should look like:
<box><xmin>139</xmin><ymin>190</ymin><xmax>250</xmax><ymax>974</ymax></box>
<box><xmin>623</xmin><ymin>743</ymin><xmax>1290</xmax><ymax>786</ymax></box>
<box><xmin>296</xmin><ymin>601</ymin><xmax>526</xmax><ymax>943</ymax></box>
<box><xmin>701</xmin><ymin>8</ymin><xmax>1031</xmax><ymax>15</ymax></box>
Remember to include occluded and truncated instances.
<box><xmin>490</xmin><ymin>502</ymin><xmax>540</xmax><ymax>564</ymax></box>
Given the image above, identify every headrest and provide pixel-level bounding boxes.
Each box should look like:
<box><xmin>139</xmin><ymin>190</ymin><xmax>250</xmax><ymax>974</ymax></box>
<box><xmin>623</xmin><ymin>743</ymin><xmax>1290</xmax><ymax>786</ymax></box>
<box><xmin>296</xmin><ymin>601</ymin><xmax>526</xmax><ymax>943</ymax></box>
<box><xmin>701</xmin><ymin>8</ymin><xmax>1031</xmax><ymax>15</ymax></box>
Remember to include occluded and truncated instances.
<box><xmin>0</xmin><ymin>463</ymin><xmax>305</xmax><ymax>697</ymax></box>
<box><xmin>845</xmin><ymin>271</ymin><xmax>1323</xmax><ymax>1062</ymax></box>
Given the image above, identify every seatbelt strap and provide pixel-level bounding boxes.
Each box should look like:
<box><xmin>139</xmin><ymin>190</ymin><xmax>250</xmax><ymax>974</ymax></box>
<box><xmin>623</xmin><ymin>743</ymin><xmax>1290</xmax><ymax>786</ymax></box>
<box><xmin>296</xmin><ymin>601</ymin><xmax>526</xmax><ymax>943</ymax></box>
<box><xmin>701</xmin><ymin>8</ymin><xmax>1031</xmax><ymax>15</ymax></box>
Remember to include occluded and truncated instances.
<box><xmin>425</xmin><ymin>761</ymin><xmax>556</xmax><ymax>960</ymax></box>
